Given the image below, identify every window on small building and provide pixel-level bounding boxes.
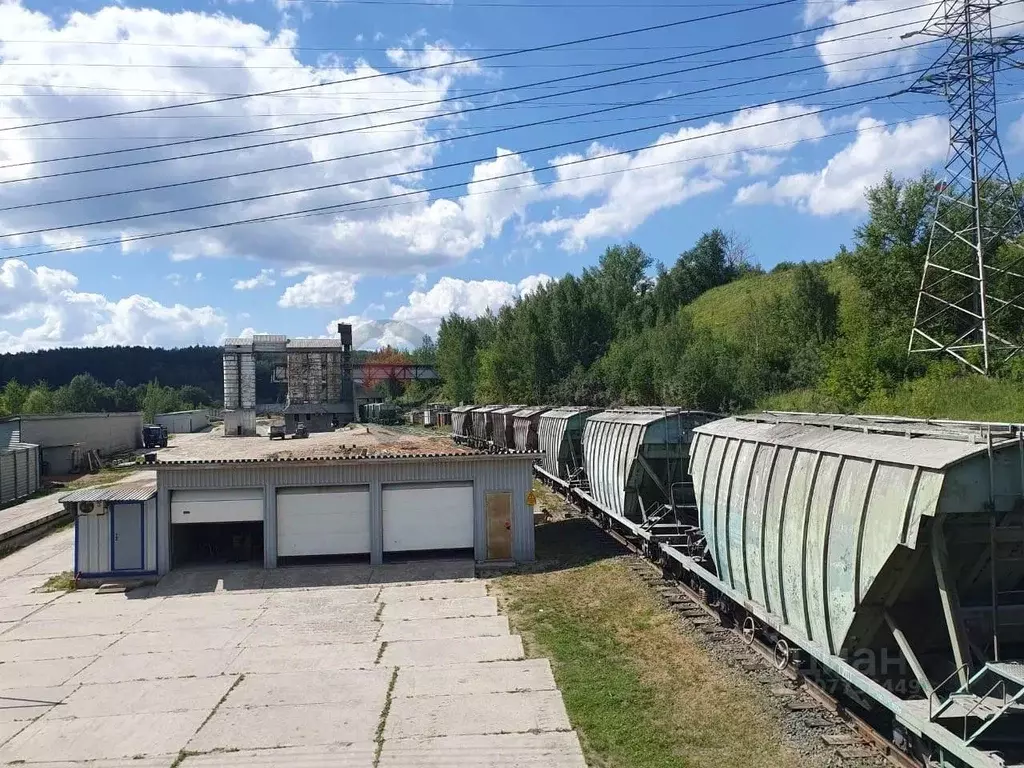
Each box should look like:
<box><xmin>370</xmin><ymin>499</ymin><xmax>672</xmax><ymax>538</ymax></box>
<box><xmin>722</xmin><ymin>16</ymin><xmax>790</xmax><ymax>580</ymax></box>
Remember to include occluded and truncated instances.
<box><xmin>306</xmin><ymin>413</ymin><xmax>311</xmax><ymax>421</ymax></box>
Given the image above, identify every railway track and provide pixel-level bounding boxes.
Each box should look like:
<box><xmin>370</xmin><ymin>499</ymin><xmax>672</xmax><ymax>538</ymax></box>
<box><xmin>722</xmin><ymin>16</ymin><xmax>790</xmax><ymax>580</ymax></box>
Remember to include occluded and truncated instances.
<box><xmin>548</xmin><ymin>477</ymin><xmax>924</xmax><ymax>768</ymax></box>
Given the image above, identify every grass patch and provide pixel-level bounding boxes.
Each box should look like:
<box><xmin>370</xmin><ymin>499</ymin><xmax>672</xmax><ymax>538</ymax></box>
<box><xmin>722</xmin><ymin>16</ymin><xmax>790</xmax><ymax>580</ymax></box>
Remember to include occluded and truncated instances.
<box><xmin>497</xmin><ymin>559</ymin><xmax>813</xmax><ymax>768</ymax></box>
<box><xmin>41</xmin><ymin>571</ymin><xmax>76</xmax><ymax>592</ymax></box>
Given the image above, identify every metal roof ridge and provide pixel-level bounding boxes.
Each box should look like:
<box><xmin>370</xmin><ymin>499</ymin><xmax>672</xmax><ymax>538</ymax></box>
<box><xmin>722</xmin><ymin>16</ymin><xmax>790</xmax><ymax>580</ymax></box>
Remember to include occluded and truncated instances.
<box><xmin>154</xmin><ymin>449</ymin><xmax>544</xmax><ymax>466</ymax></box>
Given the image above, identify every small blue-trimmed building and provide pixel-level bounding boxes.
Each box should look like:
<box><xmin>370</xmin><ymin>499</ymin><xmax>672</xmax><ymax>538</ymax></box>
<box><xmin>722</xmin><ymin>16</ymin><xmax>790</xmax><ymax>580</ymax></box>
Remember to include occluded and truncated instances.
<box><xmin>62</xmin><ymin>481</ymin><xmax>158</xmax><ymax>579</ymax></box>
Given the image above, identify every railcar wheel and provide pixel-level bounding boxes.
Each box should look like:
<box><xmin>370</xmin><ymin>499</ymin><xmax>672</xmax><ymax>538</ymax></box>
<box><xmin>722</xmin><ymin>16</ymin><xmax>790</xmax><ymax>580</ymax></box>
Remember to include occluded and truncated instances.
<box><xmin>742</xmin><ymin>616</ymin><xmax>757</xmax><ymax>646</ymax></box>
<box><xmin>773</xmin><ymin>639</ymin><xmax>791</xmax><ymax>670</ymax></box>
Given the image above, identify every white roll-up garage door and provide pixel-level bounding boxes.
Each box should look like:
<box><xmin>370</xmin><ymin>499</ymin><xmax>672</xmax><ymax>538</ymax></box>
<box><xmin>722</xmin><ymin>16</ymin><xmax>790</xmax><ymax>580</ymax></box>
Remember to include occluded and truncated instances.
<box><xmin>277</xmin><ymin>486</ymin><xmax>371</xmax><ymax>558</ymax></box>
<box><xmin>382</xmin><ymin>484</ymin><xmax>474</xmax><ymax>553</ymax></box>
<box><xmin>171</xmin><ymin>488</ymin><xmax>263</xmax><ymax>524</ymax></box>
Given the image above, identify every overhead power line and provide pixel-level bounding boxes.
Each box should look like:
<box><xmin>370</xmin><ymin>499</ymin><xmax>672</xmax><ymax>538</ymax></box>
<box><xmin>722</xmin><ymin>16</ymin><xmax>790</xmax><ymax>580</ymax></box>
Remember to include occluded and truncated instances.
<box><xmin>0</xmin><ymin>68</ymin><xmax>919</xmax><ymax>240</ymax></box>
<box><xmin>0</xmin><ymin>2</ymin><xmax>943</xmax><ymax>176</ymax></box>
<box><xmin>0</xmin><ymin>0</ymin><xmax>800</xmax><ymax>134</ymax></box>
<box><xmin>0</xmin><ymin>83</ymin><xmax>920</xmax><ymax>262</ymax></box>
<box><xmin>0</xmin><ymin>46</ymin><xmax>938</xmax><ymax>212</ymax></box>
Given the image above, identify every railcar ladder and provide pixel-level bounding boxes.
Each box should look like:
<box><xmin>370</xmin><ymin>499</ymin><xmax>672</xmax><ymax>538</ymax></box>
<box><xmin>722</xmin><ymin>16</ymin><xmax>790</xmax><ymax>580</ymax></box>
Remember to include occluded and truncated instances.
<box><xmin>930</xmin><ymin>662</ymin><xmax>1024</xmax><ymax>747</ymax></box>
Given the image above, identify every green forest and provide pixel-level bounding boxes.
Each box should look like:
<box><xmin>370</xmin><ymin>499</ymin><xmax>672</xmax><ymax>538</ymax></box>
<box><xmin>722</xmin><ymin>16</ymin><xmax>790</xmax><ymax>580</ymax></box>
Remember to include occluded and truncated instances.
<box><xmin>0</xmin><ymin>375</ymin><xmax>214</xmax><ymax>423</ymax></box>
<box><xmin>433</xmin><ymin>172</ymin><xmax>1024</xmax><ymax>422</ymax></box>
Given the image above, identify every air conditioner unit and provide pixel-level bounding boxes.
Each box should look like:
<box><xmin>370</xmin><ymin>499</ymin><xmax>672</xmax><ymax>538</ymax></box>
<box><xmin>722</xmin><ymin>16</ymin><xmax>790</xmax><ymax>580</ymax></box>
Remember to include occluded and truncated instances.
<box><xmin>78</xmin><ymin>501</ymin><xmax>94</xmax><ymax>515</ymax></box>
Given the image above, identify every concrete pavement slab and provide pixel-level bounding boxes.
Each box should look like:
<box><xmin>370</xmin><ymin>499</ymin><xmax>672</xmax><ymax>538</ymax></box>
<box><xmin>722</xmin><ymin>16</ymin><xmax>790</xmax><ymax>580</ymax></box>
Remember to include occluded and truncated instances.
<box><xmin>368</xmin><ymin>560</ymin><xmax>474</xmax><ymax>584</ymax></box>
<box><xmin>0</xmin><ymin>575</ymin><xmax>59</xmax><ymax>597</ymax></box>
<box><xmin>379</xmin><ymin>597</ymin><xmax>497</xmax><ymax>621</ymax></box>
<box><xmin>146</xmin><ymin>568</ymin><xmax>267</xmax><ymax>596</ymax></box>
<box><xmin>227</xmin><ymin>642</ymin><xmax>380</xmax><ymax>674</ymax></box>
<box><xmin>380</xmin><ymin>635</ymin><xmax>523</xmax><ymax>667</ymax></box>
<box><xmin>0</xmin><ymin>634</ymin><xmax>118</xmax><ymax>662</ymax></box>
<box><xmin>0</xmin><ymin>685</ymin><xmax>74</xmax><ymax>723</ymax></box>
<box><xmin>378</xmin><ymin>581</ymin><xmax>486</xmax><ymax>602</ymax></box>
<box><xmin>241</xmin><ymin>622</ymin><xmax>379</xmax><ymax>647</ymax></box>
<box><xmin>0</xmin><ymin>592</ymin><xmax>61</xmax><ymax>608</ymax></box>
<box><xmin>0</xmin><ymin>658</ymin><xmax>93</xmax><ymax>688</ymax></box>
<box><xmin>71</xmin><ymin>649</ymin><xmax>241</xmax><ymax>684</ymax></box>
<box><xmin>0</xmin><ymin>710</ymin><xmax>209</xmax><ymax>762</ymax></box>
<box><xmin>130</xmin><ymin>608</ymin><xmax>261</xmax><ymax>633</ymax></box>
<box><xmin>0</xmin><ymin>617</ymin><xmax>138</xmax><ymax>641</ymax></box>
<box><xmin>107</xmin><ymin>627</ymin><xmax>249</xmax><ymax>655</ymax></box>
<box><xmin>187</xmin><ymin>702</ymin><xmax>382</xmax><ymax>752</ymax></box>
<box><xmin>377</xmin><ymin>732</ymin><xmax>588</xmax><ymax>768</ymax></box>
<box><xmin>156</xmin><ymin>592</ymin><xmax>270</xmax><ymax>611</ymax></box>
<box><xmin>384</xmin><ymin>690</ymin><xmax>572</xmax><ymax>739</ymax></box>
<box><xmin>255</xmin><ymin>602</ymin><xmax>379</xmax><ymax>624</ymax></box>
<box><xmin>0</xmin><ymin>721</ymin><xmax>34</xmax><ymax>750</ymax></box>
<box><xmin>25</xmin><ymin>599</ymin><xmax>152</xmax><ymax>622</ymax></box>
<box><xmin>377</xmin><ymin>616</ymin><xmax>508</xmax><ymax>642</ymax></box>
<box><xmin>0</xmin><ymin>758</ymin><xmax>176</xmax><ymax>768</ymax></box>
<box><xmin>392</xmin><ymin>660</ymin><xmax>556</xmax><ymax>699</ymax></box>
<box><xmin>0</xmin><ymin>603</ymin><xmax>47</xmax><ymax>623</ymax></box>
<box><xmin>51</xmin><ymin>675</ymin><xmax>237</xmax><ymax>719</ymax></box>
<box><xmin>20</xmin><ymin>552</ymin><xmax>74</xmax><ymax>577</ymax></box>
<box><xmin>179</xmin><ymin>743</ymin><xmax>375</xmax><ymax>767</ymax></box>
<box><xmin>263</xmin><ymin>565</ymin><xmax>373</xmax><ymax>589</ymax></box>
<box><xmin>222</xmin><ymin>668</ymin><xmax>390</xmax><ymax>709</ymax></box>
<box><xmin>263</xmin><ymin>586</ymin><xmax>380</xmax><ymax>608</ymax></box>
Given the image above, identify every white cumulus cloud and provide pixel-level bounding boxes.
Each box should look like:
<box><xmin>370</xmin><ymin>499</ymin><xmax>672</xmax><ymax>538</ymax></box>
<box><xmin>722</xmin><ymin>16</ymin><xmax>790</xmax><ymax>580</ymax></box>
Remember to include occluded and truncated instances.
<box><xmin>536</xmin><ymin>104</ymin><xmax>828</xmax><ymax>251</ymax></box>
<box><xmin>734</xmin><ymin>116</ymin><xmax>947</xmax><ymax>215</ymax></box>
<box><xmin>233</xmin><ymin>269</ymin><xmax>276</xmax><ymax>291</ymax></box>
<box><xmin>0</xmin><ymin>3</ymin><xmax>516</xmax><ymax>272</ymax></box>
<box><xmin>392</xmin><ymin>273</ymin><xmax>553</xmax><ymax>335</ymax></box>
<box><xmin>0</xmin><ymin>260</ymin><xmax>226</xmax><ymax>351</ymax></box>
<box><xmin>279</xmin><ymin>272</ymin><xmax>359</xmax><ymax>308</ymax></box>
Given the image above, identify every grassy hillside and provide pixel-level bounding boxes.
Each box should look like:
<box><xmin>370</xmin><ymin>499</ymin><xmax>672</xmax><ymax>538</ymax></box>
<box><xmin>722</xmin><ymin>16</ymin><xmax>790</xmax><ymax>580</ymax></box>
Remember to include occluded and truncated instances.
<box><xmin>684</xmin><ymin>261</ymin><xmax>858</xmax><ymax>341</ymax></box>
<box><xmin>684</xmin><ymin>261</ymin><xmax>1024</xmax><ymax>423</ymax></box>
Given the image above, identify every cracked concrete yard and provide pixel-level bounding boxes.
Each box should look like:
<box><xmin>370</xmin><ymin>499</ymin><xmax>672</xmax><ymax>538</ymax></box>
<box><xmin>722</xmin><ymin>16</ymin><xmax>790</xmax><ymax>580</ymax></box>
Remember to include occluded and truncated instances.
<box><xmin>0</xmin><ymin>532</ymin><xmax>587</xmax><ymax>767</ymax></box>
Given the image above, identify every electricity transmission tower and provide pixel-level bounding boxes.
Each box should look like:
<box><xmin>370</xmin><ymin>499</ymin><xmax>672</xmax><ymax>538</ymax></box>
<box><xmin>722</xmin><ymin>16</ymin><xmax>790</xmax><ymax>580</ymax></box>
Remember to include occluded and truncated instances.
<box><xmin>906</xmin><ymin>0</ymin><xmax>1024</xmax><ymax>375</ymax></box>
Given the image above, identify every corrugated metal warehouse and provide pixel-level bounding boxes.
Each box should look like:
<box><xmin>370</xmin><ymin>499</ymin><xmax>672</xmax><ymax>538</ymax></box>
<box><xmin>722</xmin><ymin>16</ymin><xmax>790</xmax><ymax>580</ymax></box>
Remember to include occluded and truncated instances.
<box><xmin>155</xmin><ymin>410</ymin><xmax>210</xmax><ymax>434</ymax></box>
<box><xmin>0</xmin><ymin>443</ymin><xmax>41</xmax><ymax>506</ymax></box>
<box><xmin>63</xmin><ymin>482</ymin><xmax>158</xmax><ymax>579</ymax></box>
<box><xmin>151</xmin><ymin>450</ymin><xmax>539</xmax><ymax>575</ymax></box>
<box><xmin>12</xmin><ymin>413</ymin><xmax>142</xmax><ymax>458</ymax></box>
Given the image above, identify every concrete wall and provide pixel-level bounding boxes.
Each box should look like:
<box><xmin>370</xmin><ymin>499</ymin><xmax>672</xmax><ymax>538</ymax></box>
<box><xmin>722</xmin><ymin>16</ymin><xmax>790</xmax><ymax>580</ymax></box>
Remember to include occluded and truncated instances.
<box><xmin>155</xmin><ymin>454</ymin><xmax>538</xmax><ymax>575</ymax></box>
<box><xmin>19</xmin><ymin>413</ymin><xmax>142</xmax><ymax>456</ymax></box>
<box><xmin>155</xmin><ymin>410</ymin><xmax>210</xmax><ymax>434</ymax></box>
<box><xmin>223</xmin><ymin>410</ymin><xmax>256</xmax><ymax>437</ymax></box>
<box><xmin>74</xmin><ymin>497</ymin><xmax>158</xmax><ymax>577</ymax></box>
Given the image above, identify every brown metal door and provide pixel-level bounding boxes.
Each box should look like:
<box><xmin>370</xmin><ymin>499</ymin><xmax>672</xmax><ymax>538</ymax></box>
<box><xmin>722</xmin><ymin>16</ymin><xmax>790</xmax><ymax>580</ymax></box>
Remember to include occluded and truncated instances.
<box><xmin>485</xmin><ymin>491</ymin><xmax>513</xmax><ymax>560</ymax></box>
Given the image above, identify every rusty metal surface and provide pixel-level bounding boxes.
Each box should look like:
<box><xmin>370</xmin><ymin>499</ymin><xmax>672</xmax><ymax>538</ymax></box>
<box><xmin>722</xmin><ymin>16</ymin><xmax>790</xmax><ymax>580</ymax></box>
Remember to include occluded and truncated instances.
<box><xmin>513</xmin><ymin>407</ymin><xmax>551</xmax><ymax>451</ymax></box>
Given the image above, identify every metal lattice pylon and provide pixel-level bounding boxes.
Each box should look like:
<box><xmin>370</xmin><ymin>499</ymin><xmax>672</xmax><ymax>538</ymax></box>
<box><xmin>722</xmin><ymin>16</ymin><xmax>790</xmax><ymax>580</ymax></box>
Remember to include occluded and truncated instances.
<box><xmin>908</xmin><ymin>0</ymin><xmax>1024</xmax><ymax>374</ymax></box>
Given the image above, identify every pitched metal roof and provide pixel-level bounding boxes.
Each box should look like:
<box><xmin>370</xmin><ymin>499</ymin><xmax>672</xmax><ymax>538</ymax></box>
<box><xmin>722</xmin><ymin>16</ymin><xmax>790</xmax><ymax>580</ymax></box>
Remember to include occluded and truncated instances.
<box><xmin>494</xmin><ymin>405</ymin><xmax>526</xmax><ymax>416</ymax></box>
<box><xmin>59</xmin><ymin>481</ymin><xmax>157</xmax><ymax>503</ymax></box>
<box><xmin>155</xmin><ymin>449</ymin><xmax>542</xmax><ymax>467</ymax></box>
<box><xmin>513</xmin><ymin>406</ymin><xmax>551</xmax><ymax>419</ymax></box>
<box><xmin>286</xmin><ymin>338</ymin><xmax>342</xmax><ymax>350</ymax></box>
<box><xmin>696</xmin><ymin>415</ymin><xmax>1018</xmax><ymax>470</ymax></box>
<box><xmin>589</xmin><ymin>408</ymin><xmax>721</xmax><ymax>426</ymax></box>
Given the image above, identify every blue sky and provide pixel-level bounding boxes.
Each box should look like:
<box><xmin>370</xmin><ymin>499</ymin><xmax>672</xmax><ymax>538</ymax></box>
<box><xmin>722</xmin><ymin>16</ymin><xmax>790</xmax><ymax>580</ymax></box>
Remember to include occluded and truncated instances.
<box><xmin>1</xmin><ymin>0</ymin><xmax>1023</xmax><ymax>350</ymax></box>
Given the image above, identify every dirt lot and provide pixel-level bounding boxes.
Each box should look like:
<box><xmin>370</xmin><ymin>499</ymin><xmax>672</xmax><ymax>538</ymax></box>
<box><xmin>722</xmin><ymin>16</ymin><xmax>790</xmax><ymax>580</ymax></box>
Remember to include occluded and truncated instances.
<box><xmin>153</xmin><ymin>424</ymin><xmax>471</xmax><ymax>462</ymax></box>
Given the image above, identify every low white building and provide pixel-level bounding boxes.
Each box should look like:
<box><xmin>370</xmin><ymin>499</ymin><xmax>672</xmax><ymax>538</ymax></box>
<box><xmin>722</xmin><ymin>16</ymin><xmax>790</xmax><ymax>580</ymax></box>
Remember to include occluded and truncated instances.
<box><xmin>63</xmin><ymin>482</ymin><xmax>159</xmax><ymax>579</ymax></box>
<box><xmin>70</xmin><ymin>449</ymin><xmax>540</xmax><ymax>578</ymax></box>
<box><xmin>154</xmin><ymin>410</ymin><xmax>210</xmax><ymax>434</ymax></box>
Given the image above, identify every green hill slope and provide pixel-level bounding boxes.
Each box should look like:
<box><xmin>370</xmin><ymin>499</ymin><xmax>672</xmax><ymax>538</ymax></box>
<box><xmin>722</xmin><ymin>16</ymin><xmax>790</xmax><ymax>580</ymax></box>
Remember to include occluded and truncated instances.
<box><xmin>683</xmin><ymin>261</ymin><xmax>1024</xmax><ymax>423</ymax></box>
<box><xmin>684</xmin><ymin>260</ymin><xmax>857</xmax><ymax>341</ymax></box>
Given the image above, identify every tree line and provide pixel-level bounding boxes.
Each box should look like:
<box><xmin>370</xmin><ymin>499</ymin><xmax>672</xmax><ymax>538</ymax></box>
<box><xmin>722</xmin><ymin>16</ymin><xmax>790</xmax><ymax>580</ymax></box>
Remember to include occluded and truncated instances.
<box><xmin>0</xmin><ymin>375</ymin><xmax>214</xmax><ymax>424</ymax></box>
<box><xmin>434</xmin><ymin>172</ymin><xmax>1024</xmax><ymax>414</ymax></box>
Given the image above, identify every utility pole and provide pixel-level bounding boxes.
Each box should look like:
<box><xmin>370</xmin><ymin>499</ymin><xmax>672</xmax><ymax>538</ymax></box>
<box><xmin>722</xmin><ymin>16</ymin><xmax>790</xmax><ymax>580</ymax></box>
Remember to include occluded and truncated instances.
<box><xmin>907</xmin><ymin>0</ymin><xmax>1024</xmax><ymax>375</ymax></box>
